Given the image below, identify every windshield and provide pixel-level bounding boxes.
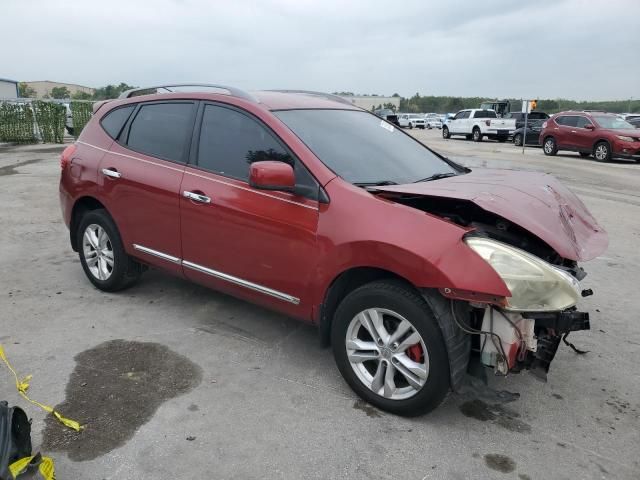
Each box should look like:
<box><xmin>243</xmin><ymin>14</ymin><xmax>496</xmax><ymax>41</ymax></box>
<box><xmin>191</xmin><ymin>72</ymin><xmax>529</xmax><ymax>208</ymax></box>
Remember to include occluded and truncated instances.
<box><xmin>594</xmin><ymin>116</ymin><xmax>634</xmax><ymax>129</ymax></box>
<box><xmin>274</xmin><ymin>110</ymin><xmax>457</xmax><ymax>185</ymax></box>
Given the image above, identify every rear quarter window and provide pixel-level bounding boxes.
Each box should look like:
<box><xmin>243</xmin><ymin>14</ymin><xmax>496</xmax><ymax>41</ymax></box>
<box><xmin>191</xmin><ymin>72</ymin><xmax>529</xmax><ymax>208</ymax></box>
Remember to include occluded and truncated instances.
<box><xmin>100</xmin><ymin>105</ymin><xmax>135</xmax><ymax>139</ymax></box>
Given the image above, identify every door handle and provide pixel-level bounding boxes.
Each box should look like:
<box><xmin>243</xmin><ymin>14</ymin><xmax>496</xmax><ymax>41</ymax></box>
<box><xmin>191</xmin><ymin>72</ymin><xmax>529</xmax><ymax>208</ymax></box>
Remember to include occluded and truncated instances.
<box><xmin>102</xmin><ymin>168</ymin><xmax>121</xmax><ymax>179</ymax></box>
<box><xmin>183</xmin><ymin>191</ymin><xmax>211</xmax><ymax>204</ymax></box>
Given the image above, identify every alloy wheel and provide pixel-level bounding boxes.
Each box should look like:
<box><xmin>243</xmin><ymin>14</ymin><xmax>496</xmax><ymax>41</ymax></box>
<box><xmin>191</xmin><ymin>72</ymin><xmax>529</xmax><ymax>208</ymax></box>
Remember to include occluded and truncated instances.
<box><xmin>595</xmin><ymin>144</ymin><xmax>608</xmax><ymax>161</ymax></box>
<box><xmin>345</xmin><ymin>308</ymin><xmax>429</xmax><ymax>400</ymax></box>
<box><xmin>82</xmin><ymin>224</ymin><xmax>114</xmax><ymax>280</ymax></box>
<box><xmin>544</xmin><ymin>139</ymin><xmax>554</xmax><ymax>153</ymax></box>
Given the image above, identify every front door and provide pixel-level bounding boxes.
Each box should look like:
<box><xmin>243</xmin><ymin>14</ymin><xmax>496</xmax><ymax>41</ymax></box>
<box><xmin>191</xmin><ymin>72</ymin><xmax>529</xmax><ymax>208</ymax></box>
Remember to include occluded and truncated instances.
<box><xmin>98</xmin><ymin>101</ymin><xmax>196</xmax><ymax>274</ymax></box>
<box><xmin>180</xmin><ymin>103</ymin><xmax>320</xmax><ymax>318</ymax></box>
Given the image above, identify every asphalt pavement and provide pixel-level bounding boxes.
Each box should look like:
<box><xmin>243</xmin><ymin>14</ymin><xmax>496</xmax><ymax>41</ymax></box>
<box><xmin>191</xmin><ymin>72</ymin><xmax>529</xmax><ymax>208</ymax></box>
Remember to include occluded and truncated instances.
<box><xmin>1</xmin><ymin>132</ymin><xmax>639</xmax><ymax>479</ymax></box>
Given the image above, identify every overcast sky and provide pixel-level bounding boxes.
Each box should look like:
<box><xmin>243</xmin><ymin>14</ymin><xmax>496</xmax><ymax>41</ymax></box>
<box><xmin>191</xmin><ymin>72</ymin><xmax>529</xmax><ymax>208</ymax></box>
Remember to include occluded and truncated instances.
<box><xmin>2</xmin><ymin>0</ymin><xmax>638</xmax><ymax>100</ymax></box>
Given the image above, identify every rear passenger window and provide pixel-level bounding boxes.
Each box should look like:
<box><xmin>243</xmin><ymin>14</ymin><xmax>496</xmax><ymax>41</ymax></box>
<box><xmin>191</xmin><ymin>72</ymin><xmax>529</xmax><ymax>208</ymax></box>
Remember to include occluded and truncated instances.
<box><xmin>126</xmin><ymin>102</ymin><xmax>195</xmax><ymax>163</ymax></box>
<box><xmin>101</xmin><ymin>105</ymin><xmax>135</xmax><ymax>139</ymax></box>
<box><xmin>197</xmin><ymin>104</ymin><xmax>318</xmax><ymax>194</ymax></box>
<box><xmin>557</xmin><ymin>116</ymin><xmax>578</xmax><ymax>127</ymax></box>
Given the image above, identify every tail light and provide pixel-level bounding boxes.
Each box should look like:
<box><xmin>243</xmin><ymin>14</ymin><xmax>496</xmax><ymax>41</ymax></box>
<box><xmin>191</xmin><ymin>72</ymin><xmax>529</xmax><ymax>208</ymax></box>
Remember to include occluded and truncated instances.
<box><xmin>60</xmin><ymin>144</ymin><xmax>77</xmax><ymax>169</ymax></box>
<box><xmin>485</xmin><ymin>120</ymin><xmax>491</xmax><ymax>126</ymax></box>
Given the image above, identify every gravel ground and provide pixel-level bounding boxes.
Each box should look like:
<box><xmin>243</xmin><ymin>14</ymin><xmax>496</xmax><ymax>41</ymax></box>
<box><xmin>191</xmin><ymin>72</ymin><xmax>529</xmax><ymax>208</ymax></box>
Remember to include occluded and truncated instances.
<box><xmin>0</xmin><ymin>133</ymin><xmax>638</xmax><ymax>479</ymax></box>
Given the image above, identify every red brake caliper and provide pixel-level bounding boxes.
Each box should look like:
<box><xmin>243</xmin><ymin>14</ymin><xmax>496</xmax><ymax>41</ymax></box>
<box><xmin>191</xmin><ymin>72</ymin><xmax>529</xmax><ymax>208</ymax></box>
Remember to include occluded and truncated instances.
<box><xmin>406</xmin><ymin>343</ymin><xmax>424</xmax><ymax>363</ymax></box>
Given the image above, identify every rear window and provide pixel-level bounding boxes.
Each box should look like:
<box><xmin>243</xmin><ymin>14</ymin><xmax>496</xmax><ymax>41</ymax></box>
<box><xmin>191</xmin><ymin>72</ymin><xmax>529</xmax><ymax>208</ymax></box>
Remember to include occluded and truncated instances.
<box><xmin>101</xmin><ymin>105</ymin><xmax>135</xmax><ymax>139</ymax></box>
<box><xmin>126</xmin><ymin>102</ymin><xmax>195</xmax><ymax>163</ymax></box>
<box><xmin>473</xmin><ymin>110</ymin><xmax>497</xmax><ymax>119</ymax></box>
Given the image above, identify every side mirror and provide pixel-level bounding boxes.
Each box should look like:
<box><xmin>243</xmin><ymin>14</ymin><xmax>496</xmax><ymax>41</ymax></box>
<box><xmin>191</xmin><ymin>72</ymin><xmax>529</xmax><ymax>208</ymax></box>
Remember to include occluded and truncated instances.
<box><xmin>584</xmin><ymin>124</ymin><xmax>595</xmax><ymax>130</ymax></box>
<box><xmin>249</xmin><ymin>161</ymin><xmax>295</xmax><ymax>192</ymax></box>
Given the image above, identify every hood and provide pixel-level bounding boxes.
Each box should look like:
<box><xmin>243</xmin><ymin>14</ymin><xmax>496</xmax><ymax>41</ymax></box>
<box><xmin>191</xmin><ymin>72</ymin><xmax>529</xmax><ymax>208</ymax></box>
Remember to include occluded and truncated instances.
<box><xmin>374</xmin><ymin>169</ymin><xmax>608</xmax><ymax>261</ymax></box>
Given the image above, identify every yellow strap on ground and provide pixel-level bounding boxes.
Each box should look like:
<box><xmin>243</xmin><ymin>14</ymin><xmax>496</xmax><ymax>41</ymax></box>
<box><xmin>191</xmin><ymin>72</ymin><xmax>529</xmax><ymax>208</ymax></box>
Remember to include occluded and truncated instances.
<box><xmin>0</xmin><ymin>344</ymin><xmax>82</xmax><ymax>431</ymax></box>
<box><xmin>9</xmin><ymin>455</ymin><xmax>56</xmax><ymax>480</ymax></box>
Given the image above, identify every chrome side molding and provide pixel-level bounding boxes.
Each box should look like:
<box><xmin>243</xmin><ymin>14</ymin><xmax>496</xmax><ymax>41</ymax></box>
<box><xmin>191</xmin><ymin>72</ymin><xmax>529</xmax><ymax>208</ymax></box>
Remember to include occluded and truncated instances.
<box><xmin>133</xmin><ymin>244</ymin><xmax>300</xmax><ymax>305</ymax></box>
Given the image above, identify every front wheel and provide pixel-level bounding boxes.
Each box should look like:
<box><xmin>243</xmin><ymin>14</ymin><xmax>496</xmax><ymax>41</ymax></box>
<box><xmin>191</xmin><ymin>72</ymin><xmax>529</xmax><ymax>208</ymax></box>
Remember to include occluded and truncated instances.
<box><xmin>331</xmin><ymin>281</ymin><xmax>450</xmax><ymax>416</ymax></box>
<box><xmin>409</xmin><ymin>123</ymin><xmax>414</xmax><ymax>129</ymax></box>
<box><xmin>594</xmin><ymin>142</ymin><xmax>611</xmax><ymax>162</ymax></box>
<box><xmin>442</xmin><ymin>126</ymin><xmax>450</xmax><ymax>139</ymax></box>
<box><xmin>77</xmin><ymin>209</ymin><xmax>143</xmax><ymax>292</ymax></box>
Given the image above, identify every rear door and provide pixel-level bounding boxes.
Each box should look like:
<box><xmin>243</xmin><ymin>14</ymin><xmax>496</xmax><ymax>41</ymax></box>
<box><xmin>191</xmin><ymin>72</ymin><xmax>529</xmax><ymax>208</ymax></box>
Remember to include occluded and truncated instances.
<box><xmin>179</xmin><ymin>103</ymin><xmax>321</xmax><ymax>318</ymax></box>
<box><xmin>98</xmin><ymin>100</ymin><xmax>196</xmax><ymax>274</ymax></box>
<box><xmin>554</xmin><ymin>115</ymin><xmax>578</xmax><ymax>148</ymax></box>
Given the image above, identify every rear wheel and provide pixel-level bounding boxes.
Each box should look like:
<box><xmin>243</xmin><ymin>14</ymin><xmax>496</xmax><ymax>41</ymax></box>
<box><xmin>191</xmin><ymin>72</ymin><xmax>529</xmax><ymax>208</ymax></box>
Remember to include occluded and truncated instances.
<box><xmin>472</xmin><ymin>128</ymin><xmax>482</xmax><ymax>142</ymax></box>
<box><xmin>594</xmin><ymin>142</ymin><xmax>611</xmax><ymax>162</ymax></box>
<box><xmin>442</xmin><ymin>126</ymin><xmax>450</xmax><ymax>139</ymax></box>
<box><xmin>331</xmin><ymin>280</ymin><xmax>450</xmax><ymax>416</ymax></box>
<box><xmin>543</xmin><ymin>136</ymin><xmax>558</xmax><ymax>156</ymax></box>
<box><xmin>77</xmin><ymin>209</ymin><xmax>142</xmax><ymax>292</ymax></box>
<box><xmin>514</xmin><ymin>133</ymin><xmax>523</xmax><ymax>146</ymax></box>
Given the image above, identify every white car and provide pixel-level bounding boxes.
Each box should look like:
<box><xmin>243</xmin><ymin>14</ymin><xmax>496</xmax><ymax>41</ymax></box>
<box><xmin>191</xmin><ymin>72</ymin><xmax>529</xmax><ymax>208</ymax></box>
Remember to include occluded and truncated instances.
<box><xmin>442</xmin><ymin>108</ymin><xmax>509</xmax><ymax>142</ymax></box>
<box><xmin>398</xmin><ymin>114</ymin><xmax>426</xmax><ymax>129</ymax></box>
<box><xmin>424</xmin><ymin>115</ymin><xmax>442</xmax><ymax>129</ymax></box>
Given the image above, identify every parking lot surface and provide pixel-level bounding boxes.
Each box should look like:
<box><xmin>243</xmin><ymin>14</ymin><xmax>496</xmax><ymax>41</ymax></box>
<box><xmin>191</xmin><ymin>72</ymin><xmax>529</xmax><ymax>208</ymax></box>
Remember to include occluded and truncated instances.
<box><xmin>1</xmin><ymin>132</ymin><xmax>639</xmax><ymax>479</ymax></box>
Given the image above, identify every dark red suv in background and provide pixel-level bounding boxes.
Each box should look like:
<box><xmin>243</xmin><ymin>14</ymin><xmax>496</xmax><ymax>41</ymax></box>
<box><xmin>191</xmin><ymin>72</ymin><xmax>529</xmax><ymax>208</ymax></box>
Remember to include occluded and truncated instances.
<box><xmin>541</xmin><ymin>111</ymin><xmax>640</xmax><ymax>162</ymax></box>
<box><xmin>59</xmin><ymin>85</ymin><xmax>608</xmax><ymax>416</ymax></box>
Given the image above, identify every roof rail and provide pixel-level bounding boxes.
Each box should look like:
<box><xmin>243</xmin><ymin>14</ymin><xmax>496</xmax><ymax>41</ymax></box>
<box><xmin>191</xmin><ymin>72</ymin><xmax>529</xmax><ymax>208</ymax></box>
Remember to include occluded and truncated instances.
<box><xmin>264</xmin><ymin>90</ymin><xmax>355</xmax><ymax>106</ymax></box>
<box><xmin>118</xmin><ymin>83</ymin><xmax>257</xmax><ymax>102</ymax></box>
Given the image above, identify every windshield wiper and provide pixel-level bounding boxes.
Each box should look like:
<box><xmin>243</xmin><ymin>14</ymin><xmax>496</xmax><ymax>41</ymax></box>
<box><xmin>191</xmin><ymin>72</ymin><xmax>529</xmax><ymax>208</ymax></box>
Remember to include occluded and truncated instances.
<box><xmin>354</xmin><ymin>180</ymin><xmax>399</xmax><ymax>187</ymax></box>
<box><xmin>413</xmin><ymin>172</ymin><xmax>456</xmax><ymax>183</ymax></box>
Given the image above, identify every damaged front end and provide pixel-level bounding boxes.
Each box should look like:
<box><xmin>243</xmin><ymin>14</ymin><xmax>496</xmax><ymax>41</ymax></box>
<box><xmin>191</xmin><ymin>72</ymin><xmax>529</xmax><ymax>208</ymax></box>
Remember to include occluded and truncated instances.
<box><xmin>372</xmin><ymin>169</ymin><xmax>607</xmax><ymax>382</ymax></box>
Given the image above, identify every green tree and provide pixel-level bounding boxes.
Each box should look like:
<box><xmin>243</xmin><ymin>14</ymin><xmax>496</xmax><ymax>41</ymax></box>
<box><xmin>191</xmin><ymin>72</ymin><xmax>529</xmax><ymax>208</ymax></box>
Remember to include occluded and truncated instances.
<box><xmin>92</xmin><ymin>83</ymin><xmax>137</xmax><ymax>100</ymax></box>
<box><xmin>18</xmin><ymin>82</ymin><xmax>37</xmax><ymax>98</ymax></box>
<box><xmin>51</xmin><ymin>86</ymin><xmax>71</xmax><ymax>99</ymax></box>
<box><xmin>71</xmin><ymin>91</ymin><xmax>93</xmax><ymax>100</ymax></box>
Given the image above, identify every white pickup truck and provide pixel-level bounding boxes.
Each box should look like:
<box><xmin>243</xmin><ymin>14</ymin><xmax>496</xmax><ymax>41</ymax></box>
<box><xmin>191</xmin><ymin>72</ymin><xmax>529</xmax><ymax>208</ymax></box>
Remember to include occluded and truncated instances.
<box><xmin>442</xmin><ymin>109</ymin><xmax>511</xmax><ymax>142</ymax></box>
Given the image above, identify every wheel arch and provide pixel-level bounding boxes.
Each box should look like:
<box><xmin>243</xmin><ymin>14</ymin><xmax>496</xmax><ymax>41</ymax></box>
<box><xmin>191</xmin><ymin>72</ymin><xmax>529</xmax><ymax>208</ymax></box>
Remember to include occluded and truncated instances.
<box><xmin>318</xmin><ymin>266</ymin><xmax>414</xmax><ymax>346</ymax></box>
<box><xmin>592</xmin><ymin>138</ymin><xmax>611</xmax><ymax>151</ymax></box>
<box><xmin>69</xmin><ymin>196</ymin><xmax>109</xmax><ymax>251</ymax></box>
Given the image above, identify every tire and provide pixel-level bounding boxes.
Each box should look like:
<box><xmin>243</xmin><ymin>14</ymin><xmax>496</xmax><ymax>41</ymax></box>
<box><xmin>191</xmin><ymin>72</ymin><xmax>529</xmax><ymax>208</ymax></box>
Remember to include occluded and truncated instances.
<box><xmin>442</xmin><ymin>126</ymin><xmax>450</xmax><ymax>139</ymax></box>
<box><xmin>465</xmin><ymin>134</ymin><xmax>472</xmax><ymax>140</ymax></box>
<box><xmin>472</xmin><ymin>128</ymin><xmax>482</xmax><ymax>142</ymax></box>
<box><xmin>77</xmin><ymin>209</ymin><xmax>142</xmax><ymax>292</ymax></box>
<box><xmin>331</xmin><ymin>280</ymin><xmax>450</xmax><ymax>416</ymax></box>
<box><xmin>409</xmin><ymin>123</ymin><xmax>414</xmax><ymax>129</ymax></box>
<box><xmin>579</xmin><ymin>152</ymin><xmax>591</xmax><ymax>158</ymax></box>
<box><xmin>543</xmin><ymin>136</ymin><xmax>558</xmax><ymax>156</ymax></box>
<box><xmin>65</xmin><ymin>126</ymin><xmax>75</xmax><ymax>136</ymax></box>
<box><xmin>427</xmin><ymin>124</ymin><xmax>432</xmax><ymax>130</ymax></box>
<box><xmin>514</xmin><ymin>133</ymin><xmax>523</xmax><ymax>146</ymax></box>
<box><xmin>593</xmin><ymin>142</ymin><xmax>612</xmax><ymax>162</ymax></box>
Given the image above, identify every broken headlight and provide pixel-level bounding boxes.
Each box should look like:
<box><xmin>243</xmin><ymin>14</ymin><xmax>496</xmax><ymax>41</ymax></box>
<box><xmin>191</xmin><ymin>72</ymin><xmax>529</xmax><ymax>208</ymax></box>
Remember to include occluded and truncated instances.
<box><xmin>465</xmin><ymin>237</ymin><xmax>581</xmax><ymax>312</ymax></box>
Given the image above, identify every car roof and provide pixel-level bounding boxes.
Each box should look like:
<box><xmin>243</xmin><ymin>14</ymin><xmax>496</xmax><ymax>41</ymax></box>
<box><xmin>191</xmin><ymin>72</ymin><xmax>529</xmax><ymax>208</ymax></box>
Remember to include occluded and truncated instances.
<box><xmin>105</xmin><ymin>87</ymin><xmax>362</xmax><ymax>112</ymax></box>
<box><xmin>554</xmin><ymin>110</ymin><xmax>617</xmax><ymax>117</ymax></box>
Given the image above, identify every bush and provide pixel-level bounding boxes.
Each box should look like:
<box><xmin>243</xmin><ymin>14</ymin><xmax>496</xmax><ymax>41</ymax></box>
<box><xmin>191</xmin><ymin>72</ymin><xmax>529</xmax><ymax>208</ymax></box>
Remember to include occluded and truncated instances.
<box><xmin>32</xmin><ymin>101</ymin><xmax>66</xmax><ymax>143</ymax></box>
<box><xmin>0</xmin><ymin>103</ymin><xmax>37</xmax><ymax>143</ymax></box>
<box><xmin>70</xmin><ymin>101</ymin><xmax>93</xmax><ymax>138</ymax></box>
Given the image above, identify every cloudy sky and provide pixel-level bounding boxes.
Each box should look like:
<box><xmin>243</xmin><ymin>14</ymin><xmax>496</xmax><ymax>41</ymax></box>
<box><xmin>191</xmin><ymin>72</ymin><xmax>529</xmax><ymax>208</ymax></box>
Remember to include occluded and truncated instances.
<box><xmin>2</xmin><ymin>0</ymin><xmax>638</xmax><ymax>100</ymax></box>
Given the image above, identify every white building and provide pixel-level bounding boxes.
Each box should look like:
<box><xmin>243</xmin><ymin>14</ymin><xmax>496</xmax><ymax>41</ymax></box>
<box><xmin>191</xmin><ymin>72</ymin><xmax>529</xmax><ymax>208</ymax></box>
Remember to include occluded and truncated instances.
<box><xmin>339</xmin><ymin>95</ymin><xmax>401</xmax><ymax>111</ymax></box>
<box><xmin>0</xmin><ymin>78</ymin><xmax>19</xmax><ymax>98</ymax></box>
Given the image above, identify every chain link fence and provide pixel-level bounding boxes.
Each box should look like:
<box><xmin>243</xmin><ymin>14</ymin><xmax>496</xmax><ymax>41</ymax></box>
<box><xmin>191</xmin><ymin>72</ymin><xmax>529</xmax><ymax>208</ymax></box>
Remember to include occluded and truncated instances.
<box><xmin>0</xmin><ymin>98</ymin><xmax>95</xmax><ymax>144</ymax></box>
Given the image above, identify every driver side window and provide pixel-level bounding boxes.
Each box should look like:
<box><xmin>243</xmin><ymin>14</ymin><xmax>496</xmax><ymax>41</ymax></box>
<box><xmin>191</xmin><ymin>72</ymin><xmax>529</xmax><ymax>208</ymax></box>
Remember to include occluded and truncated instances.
<box><xmin>196</xmin><ymin>104</ymin><xmax>318</xmax><ymax>196</ymax></box>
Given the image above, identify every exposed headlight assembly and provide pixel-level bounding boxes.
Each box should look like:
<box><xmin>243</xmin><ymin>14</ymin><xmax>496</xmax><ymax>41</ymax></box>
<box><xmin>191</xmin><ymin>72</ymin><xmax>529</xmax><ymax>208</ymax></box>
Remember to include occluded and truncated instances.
<box><xmin>616</xmin><ymin>135</ymin><xmax>635</xmax><ymax>142</ymax></box>
<box><xmin>465</xmin><ymin>237</ymin><xmax>581</xmax><ymax>312</ymax></box>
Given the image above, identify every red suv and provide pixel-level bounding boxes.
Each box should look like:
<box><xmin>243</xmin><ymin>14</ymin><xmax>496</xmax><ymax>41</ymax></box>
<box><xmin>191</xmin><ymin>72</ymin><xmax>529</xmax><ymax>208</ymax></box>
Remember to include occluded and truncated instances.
<box><xmin>59</xmin><ymin>85</ymin><xmax>608</xmax><ymax>416</ymax></box>
<box><xmin>541</xmin><ymin>111</ymin><xmax>640</xmax><ymax>162</ymax></box>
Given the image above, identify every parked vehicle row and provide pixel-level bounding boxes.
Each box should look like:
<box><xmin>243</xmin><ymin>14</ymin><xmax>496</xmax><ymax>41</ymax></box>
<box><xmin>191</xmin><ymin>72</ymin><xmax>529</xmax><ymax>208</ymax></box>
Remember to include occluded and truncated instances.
<box><xmin>398</xmin><ymin>114</ymin><xmax>426</xmax><ymax>129</ymax></box>
<box><xmin>59</xmin><ymin>85</ymin><xmax>607</xmax><ymax>416</ymax></box>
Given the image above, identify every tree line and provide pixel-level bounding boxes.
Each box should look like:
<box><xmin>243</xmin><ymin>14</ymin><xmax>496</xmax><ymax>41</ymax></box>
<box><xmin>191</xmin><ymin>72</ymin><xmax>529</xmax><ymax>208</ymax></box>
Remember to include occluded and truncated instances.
<box><xmin>16</xmin><ymin>84</ymin><xmax>638</xmax><ymax>114</ymax></box>
<box><xmin>395</xmin><ymin>94</ymin><xmax>638</xmax><ymax>114</ymax></box>
<box><xmin>17</xmin><ymin>83</ymin><xmax>137</xmax><ymax>101</ymax></box>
